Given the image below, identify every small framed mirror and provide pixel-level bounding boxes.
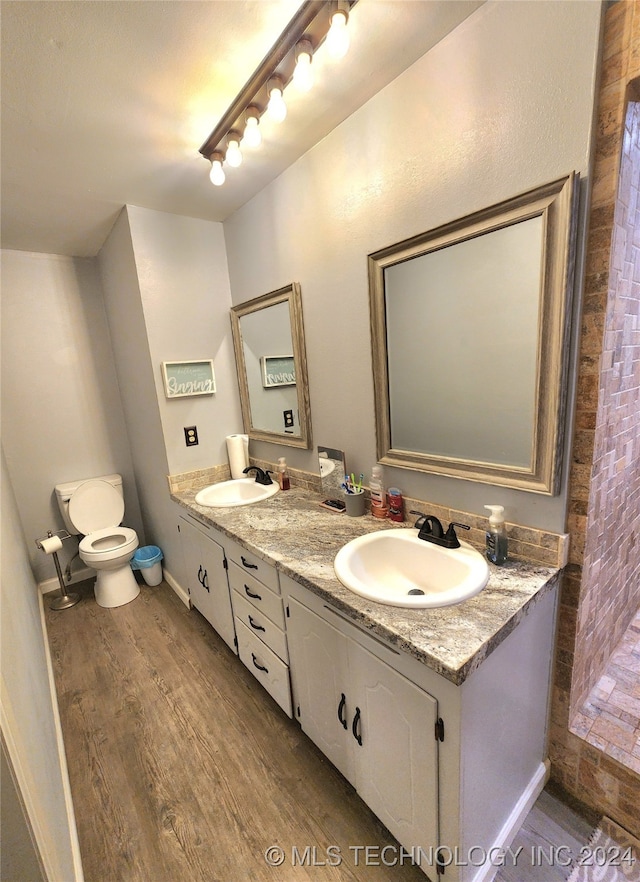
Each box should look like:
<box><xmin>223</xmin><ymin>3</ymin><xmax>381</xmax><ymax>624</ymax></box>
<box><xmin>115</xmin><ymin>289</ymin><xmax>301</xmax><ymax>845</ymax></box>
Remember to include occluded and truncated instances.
<box><xmin>368</xmin><ymin>173</ymin><xmax>579</xmax><ymax>495</ymax></box>
<box><xmin>318</xmin><ymin>445</ymin><xmax>346</xmax><ymax>496</ymax></box>
<box><xmin>230</xmin><ymin>282</ymin><xmax>312</xmax><ymax>449</ymax></box>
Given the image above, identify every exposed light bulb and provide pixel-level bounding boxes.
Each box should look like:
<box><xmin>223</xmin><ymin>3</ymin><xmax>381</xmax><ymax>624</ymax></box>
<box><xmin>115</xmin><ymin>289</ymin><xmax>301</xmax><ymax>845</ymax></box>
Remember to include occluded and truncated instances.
<box><xmin>293</xmin><ymin>39</ymin><xmax>313</xmax><ymax>92</ymax></box>
<box><xmin>267</xmin><ymin>77</ymin><xmax>287</xmax><ymax>123</ymax></box>
<box><xmin>209</xmin><ymin>153</ymin><xmax>225</xmax><ymax>186</ymax></box>
<box><xmin>244</xmin><ymin>107</ymin><xmax>262</xmax><ymax>148</ymax></box>
<box><xmin>226</xmin><ymin>132</ymin><xmax>242</xmax><ymax>167</ymax></box>
<box><xmin>326</xmin><ymin>8</ymin><xmax>349</xmax><ymax>59</ymax></box>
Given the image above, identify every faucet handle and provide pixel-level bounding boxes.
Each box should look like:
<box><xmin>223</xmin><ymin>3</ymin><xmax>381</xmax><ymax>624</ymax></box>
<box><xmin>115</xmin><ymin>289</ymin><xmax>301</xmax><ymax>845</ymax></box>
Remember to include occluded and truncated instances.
<box><xmin>409</xmin><ymin>509</ymin><xmax>428</xmax><ymax>529</ymax></box>
<box><xmin>444</xmin><ymin>522</ymin><xmax>470</xmax><ymax>548</ymax></box>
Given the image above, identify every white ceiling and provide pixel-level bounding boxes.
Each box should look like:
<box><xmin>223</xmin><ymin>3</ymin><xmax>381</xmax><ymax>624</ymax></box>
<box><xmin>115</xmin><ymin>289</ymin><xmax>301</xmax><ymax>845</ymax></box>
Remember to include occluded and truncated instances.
<box><xmin>1</xmin><ymin>0</ymin><xmax>482</xmax><ymax>257</ymax></box>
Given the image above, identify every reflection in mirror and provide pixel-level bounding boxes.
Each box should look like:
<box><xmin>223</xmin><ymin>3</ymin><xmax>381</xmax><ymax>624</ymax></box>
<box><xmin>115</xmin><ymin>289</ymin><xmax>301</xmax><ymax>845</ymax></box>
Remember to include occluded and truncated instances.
<box><xmin>318</xmin><ymin>445</ymin><xmax>346</xmax><ymax>496</ymax></box>
<box><xmin>230</xmin><ymin>283</ymin><xmax>312</xmax><ymax>449</ymax></box>
<box><xmin>369</xmin><ymin>173</ymin><xmax>579</xmax><ymax>495</ymax></box>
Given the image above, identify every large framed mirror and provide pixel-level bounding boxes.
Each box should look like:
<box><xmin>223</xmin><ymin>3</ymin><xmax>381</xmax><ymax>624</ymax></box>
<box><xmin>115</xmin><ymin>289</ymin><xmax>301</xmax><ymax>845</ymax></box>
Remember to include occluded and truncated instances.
<box><xmin>230</xmin><ymin>282</ymin><xmax>312</xmax><ymax>449</ymax></box>
<box><xmin>368</xmin><ymin>173</ymin><xmax>579</xmax><ymax>495</ymax></box>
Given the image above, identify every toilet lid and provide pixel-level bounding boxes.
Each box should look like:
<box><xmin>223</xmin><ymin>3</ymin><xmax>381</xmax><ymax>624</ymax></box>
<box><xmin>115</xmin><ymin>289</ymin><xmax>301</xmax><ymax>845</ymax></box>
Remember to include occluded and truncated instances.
<box><xmin>68</xmin><ymin>480</ymin><xmax>124</xmax><ymax>534</ymax></box>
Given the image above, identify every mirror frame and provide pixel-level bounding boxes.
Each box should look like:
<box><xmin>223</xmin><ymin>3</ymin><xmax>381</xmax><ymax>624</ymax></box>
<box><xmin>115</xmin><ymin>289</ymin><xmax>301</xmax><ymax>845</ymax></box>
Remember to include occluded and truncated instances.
<box><xmin>368</xmin><ymin>173</ymin><xmax>579</xmax><ymax>495</ymax></box>
<box><xmin>230</xmin><ymin>282</ymin><xmax>313</xmax><ymax>449</ymax></box>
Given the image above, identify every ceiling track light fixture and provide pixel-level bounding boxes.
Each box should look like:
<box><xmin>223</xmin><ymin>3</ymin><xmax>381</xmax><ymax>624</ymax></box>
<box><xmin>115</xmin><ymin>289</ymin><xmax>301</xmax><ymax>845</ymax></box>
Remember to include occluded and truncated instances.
<box><xmin>199</xmin><ymin>0</ymin><xmax>357</xmax><ymax>185</ymax></box>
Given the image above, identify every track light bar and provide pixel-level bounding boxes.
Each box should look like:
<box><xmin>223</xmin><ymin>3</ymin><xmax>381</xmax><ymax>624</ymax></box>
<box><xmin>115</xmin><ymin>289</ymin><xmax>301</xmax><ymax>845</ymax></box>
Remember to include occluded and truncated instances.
<box><xmin>199</xmin><ymin>0</ymin><xmax>357</xmax><ymax>174</ymax></box>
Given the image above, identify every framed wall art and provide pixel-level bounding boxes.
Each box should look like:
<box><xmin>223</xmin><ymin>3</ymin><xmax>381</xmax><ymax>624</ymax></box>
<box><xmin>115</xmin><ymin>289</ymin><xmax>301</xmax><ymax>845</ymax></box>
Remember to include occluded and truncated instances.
<box><xmin>260</xmin><ymin>355</ymin><xmax>295</xmax><ymax>388</ymax></box>
<box><xmin>161</xmin><ymin>360</ymin><xmax>216</xmax><ymax>398</ymax></box>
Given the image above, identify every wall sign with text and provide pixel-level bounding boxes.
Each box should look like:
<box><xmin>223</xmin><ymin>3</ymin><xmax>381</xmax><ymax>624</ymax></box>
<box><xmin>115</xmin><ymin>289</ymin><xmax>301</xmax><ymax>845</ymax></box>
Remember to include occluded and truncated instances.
<box><xmin>261</xmin><ymin>355</ymin><xmax>296</xmax><ymax>388</ymax></box>
<box><xmin>161</xmin><ymin>360</ymin><xmax>216</xmax><ymax>398</ymax></box>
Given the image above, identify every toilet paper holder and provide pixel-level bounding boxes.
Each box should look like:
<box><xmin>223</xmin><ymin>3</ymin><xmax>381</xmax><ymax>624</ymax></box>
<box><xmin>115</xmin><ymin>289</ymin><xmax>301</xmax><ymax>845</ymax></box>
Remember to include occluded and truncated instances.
<box><xmin>35</xmin><ymin>529</ymin><xmax>80</xmax><ymax>610</ymax></box>
<box><xmin>35</xmin><ymin>529</ymin><xmax>71</xmax><ymax>551</ymax></box>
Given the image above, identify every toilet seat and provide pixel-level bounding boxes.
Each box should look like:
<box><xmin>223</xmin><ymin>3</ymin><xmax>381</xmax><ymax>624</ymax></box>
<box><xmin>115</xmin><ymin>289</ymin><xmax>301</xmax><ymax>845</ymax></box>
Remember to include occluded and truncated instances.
<box><xmin>68</xmin><ymin>479</ymin><xmax>125</xmax><ymax>535</ymax></box>
<box><xmin>79</xmin><ymin>526</ymin><xmax>138</xmax><ymax>561</ymax></box>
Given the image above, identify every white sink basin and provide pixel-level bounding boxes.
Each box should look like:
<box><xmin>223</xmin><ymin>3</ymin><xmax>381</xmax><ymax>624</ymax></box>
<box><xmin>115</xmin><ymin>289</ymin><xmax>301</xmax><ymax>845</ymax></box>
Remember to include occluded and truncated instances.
<box><xmin>319</xmin><ymin>457</ymin><xmax>336</xmax><ymax>478</ymax></box>
<box><xmin>334</xmin><ymin>529</ymin><xmax>490</xmax><ymax>608</ymax></box>
<box><xmin>194</xmin><ymin>478</ymin><xmax>279</xmax><ymax>508</ymax></box>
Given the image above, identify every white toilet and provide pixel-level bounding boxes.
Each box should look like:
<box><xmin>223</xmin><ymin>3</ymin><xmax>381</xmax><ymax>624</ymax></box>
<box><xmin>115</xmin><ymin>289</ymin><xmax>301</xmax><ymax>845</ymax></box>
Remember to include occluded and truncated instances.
<box><xmin>55</xmin><ymin>474</ymin><xmax>140</xmax><ymax>608</ymax></box>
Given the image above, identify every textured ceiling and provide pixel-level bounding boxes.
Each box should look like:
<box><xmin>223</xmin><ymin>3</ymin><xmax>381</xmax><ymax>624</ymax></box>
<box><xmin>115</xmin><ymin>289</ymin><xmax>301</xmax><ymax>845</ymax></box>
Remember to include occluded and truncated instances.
<box><xmin>1</xmin><ymin>0</ymin><xmax>483</xmax><ymax>257</ymax></box>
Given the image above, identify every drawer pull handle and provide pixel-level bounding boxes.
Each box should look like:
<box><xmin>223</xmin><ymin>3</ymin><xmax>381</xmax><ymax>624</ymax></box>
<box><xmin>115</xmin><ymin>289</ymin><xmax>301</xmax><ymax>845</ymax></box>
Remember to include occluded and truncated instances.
<box><xmin>197</xmin><ymin>565</ymin><xmax>204</xmax><ymax>585</ymax></box>
<box><xmin>251</xmin><ymin>653</ymin><xmax>269</xmax><ymax>674</ymax></box>
<box><xmin>202</xmin><ymin>569</ymin><xmax>209</xmax><ymax>592</ymax></box>
<box><xmin>352</xmin><ymin>707</ymin><xmax>363</xmax><ymax>746</ymax></box>
<box><xmin>338</xmin><ymin>693</ymin><xmax>348</xmax><ymax>730</ymax></box>
<box><xmin>241</xmin><ymin>556</ymin><xmax>258</xmax><ymax>570</ymax></box>
<box><xmin>244</xmin><ymin>584</ymin><xmax>262</xmax><ymax>601</ymax></box>
<box><xmin>248</xmin><ymin>615</ymin><xmax>265</xmax><ymax>632</ymax></box>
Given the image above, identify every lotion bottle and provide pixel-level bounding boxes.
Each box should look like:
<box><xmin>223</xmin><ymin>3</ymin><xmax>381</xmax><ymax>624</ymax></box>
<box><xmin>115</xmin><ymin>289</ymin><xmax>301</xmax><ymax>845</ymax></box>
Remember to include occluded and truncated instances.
<box><xmin>485</xmin><ymin>505</ymin><xmax>508</xmax><ymax>565</ymax></box>
<box><xmin>370</xmin><ymin>465</ymin><xmax>387</xmax><ymax>518</ymax></box>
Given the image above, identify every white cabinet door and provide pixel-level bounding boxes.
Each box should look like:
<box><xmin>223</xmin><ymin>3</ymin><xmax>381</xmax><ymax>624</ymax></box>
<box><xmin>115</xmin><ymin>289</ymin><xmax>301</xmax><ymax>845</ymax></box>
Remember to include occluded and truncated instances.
<box><xmin>179</xmin><ymin>517</ymin><xmax>236</xmax><ymax>653</ymax></box>
<box><xmin>350</xmin><ymin>639</ymin><xmax>439</xmax><ymax>854</ymax></box>
<box><xmin>287</xmin><ymin>596</ymin><xmax>439</xmax><ymax>859</ymax></box>
<box><xmin>287</xmin><ymin>597</ymin><xmax>355</xmax><ymax>782</ymax></box>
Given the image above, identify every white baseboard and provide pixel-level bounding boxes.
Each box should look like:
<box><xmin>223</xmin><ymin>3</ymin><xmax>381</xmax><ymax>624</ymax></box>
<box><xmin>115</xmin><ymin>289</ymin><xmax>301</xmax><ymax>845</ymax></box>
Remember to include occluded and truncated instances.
<box><xmin>163</xmin><ymin>568</ymin><xmax>190</xmax><ymax>608</ymax></box>
<box><xmin>471</xmin><ymin>760</ymin><xmax>548</xmax><ymax>882</ymax></box>
<box><xmin>39</xmin><ymin>567</ymin><xmax>94</xmax><ymax>595</ymax></box>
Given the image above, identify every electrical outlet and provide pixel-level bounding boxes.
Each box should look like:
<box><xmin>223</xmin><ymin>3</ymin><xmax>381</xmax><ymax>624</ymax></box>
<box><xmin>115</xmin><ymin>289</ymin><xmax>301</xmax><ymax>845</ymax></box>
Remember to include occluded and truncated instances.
<box><xmin>283</xmin><ymin>409</ymin><xmax>294</xmax><ymax>429</ymax></box>
<box><xmin>184</xmin><ymin>426</ymin><xmax>198</xmax><ymax>447</ymax></box>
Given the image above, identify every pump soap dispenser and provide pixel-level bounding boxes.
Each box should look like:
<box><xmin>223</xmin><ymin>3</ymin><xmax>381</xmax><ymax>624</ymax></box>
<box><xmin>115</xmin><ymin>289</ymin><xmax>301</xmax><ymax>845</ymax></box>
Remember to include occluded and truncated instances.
<box><xmin>484</xmin><ymin>505</ymin><xmax>508</xmax><ymax>565</ymax></box>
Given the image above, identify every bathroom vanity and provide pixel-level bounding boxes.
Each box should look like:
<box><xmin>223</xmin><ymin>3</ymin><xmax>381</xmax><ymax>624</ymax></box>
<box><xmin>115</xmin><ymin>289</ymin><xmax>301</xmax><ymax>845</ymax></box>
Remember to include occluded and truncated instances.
<box><xmin>172</xmin><ymin>485</ymin><xmax>560</xmax><ymax>882</ymax></box>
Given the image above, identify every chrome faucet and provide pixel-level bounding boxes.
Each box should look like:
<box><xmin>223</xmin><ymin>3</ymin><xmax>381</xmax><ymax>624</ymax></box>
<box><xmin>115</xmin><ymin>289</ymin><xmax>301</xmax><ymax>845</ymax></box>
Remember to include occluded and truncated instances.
<box><xmin>409</xmin><ymin>511</ymin><xmax>470</xmax><ymax>549</ymax></box>
<box><xmin>243</xmin><ymin>465</ymin><xmax>274</xmax><ymax>486</ymax></box>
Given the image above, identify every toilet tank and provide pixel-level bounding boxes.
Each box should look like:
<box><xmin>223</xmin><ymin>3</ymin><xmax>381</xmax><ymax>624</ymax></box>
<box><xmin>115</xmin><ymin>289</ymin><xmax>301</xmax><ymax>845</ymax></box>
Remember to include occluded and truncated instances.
<box><xmin>54</xmin><ymin>474</ymin><xmax>124</xmax><ymax>535</ymax></box>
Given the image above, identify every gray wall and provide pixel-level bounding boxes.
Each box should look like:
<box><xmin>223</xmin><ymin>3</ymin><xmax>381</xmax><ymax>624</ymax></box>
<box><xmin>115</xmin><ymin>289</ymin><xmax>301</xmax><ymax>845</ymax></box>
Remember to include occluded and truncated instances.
<box><xmin>1</xmin><ymin>450</ymin><xmax>82</xmax><ymax>881</ymax></box>
<box><xmin>1</xmin><ymin>249</ymin><xmax>143</xmax><ymax>583</ymax></box>
<box><xmin>97</xmin><ymin>206</ymin><xmax>242</xmax><ymax>592</ymax></box>
<box><xmin>2</xmin><ymin>742</ymin><xmax>46</xmax><ymax>882</ymax></box>
<box><xmin>223</xmin><ymin>0</ymin><xmax>603</xmax><ymax>532</ymax></box>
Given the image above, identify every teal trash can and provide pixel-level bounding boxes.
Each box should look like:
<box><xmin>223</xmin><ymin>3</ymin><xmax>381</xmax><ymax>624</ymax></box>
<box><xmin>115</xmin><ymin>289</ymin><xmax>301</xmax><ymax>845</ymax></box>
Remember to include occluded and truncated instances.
<box><xmin>131</xmin><ymin>545</ymin><xmax>163</xmax><ymax>586</ymax></box>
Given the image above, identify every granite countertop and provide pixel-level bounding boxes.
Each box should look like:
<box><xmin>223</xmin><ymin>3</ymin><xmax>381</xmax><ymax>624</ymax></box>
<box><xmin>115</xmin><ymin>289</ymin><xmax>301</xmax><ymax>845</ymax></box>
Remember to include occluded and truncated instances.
<box><xmin>171</xmin><ymin>485</ymin><xmax>561</xmax><ymax>686</ymax></box>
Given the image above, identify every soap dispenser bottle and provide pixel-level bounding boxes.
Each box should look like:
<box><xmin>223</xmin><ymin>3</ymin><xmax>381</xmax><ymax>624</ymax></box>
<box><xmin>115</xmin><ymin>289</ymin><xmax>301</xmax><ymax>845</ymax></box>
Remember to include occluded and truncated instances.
<box><xmin>277</xmin><ymin>457</ymin><xmax>290</xmax><ymax>491</ymax></box>
<box><xmin>484</xmin><ymin>505</ymin><xmax>508</xmax><ymax>565</ymax></box>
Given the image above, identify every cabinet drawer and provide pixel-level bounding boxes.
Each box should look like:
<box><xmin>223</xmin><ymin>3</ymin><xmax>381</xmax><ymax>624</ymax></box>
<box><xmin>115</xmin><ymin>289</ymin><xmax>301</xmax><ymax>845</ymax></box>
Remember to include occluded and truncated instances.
<box><xmin>232</xmin><ymin>592</ymin><xmax>289</xmax><ymax>663</ymax></box>
<box><xmin>224</xmin><ymin>539</ymin><xmax>280</xmax><ymax>593</ymax></box>
<box><xmin>236</xmin><ymin>619</ymin><xmax>292</xmax><ymax>718</ymax></box>
<box><xmin>228</xmin><ymin>561</ymin><xmax>285</xmax><ymax>628</ymax></box>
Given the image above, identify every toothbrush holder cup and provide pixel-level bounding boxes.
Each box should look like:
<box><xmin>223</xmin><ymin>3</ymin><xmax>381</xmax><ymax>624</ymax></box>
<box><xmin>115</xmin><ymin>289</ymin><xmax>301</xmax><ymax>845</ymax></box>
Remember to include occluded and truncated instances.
<box><xmin>343</xmin><ymin>489</ymin><xmax>365</xmax><ymax>517</ymax></box>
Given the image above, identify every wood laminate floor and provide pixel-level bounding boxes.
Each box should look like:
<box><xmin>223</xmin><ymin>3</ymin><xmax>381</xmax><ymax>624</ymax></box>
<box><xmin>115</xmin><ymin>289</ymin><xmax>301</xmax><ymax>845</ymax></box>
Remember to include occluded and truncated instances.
<box><xmin>45</xmin><ymin>579</ymin><xmax>594</xmax><ymax>882</ymax></box>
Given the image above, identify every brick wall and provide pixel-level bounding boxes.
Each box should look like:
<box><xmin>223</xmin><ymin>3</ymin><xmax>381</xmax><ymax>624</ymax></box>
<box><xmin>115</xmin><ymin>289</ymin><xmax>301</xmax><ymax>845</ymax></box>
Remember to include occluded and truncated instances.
<box><xmin>573</xmin><ymin>97</ymin><xmax>640</xmax><ymax>712</ymax></box>
<box><xmin>548</xmin><ymin>0</ymin><xmax>640</xmax><ymax>835</ymax></box>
